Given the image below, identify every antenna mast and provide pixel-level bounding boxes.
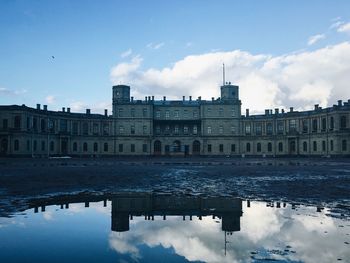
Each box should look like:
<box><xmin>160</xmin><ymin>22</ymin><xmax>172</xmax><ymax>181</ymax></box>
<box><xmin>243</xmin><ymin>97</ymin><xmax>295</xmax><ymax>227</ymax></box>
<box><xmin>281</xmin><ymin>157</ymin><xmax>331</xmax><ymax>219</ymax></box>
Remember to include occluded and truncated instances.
<box><xmin>222</xmin><ymin>63</ymin><xmax>225</xmax><ymax>86</ymax></box>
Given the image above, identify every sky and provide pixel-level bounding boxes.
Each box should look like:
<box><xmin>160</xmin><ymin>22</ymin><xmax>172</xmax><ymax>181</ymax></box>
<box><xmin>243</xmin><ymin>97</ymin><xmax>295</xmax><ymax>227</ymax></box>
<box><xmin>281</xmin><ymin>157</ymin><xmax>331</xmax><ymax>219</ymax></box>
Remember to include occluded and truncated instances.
<box><xmin>1</xmin><ymin>0</ymin><xmax>350</xmax><ymax>114</ymax></box>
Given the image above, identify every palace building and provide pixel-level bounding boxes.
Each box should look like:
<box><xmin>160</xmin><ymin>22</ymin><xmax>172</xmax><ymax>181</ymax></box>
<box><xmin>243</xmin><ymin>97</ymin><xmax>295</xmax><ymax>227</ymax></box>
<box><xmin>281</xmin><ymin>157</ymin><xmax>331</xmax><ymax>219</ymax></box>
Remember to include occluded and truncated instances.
<box><xmin>0</xmin><ymin>83</ymin><xmax>349</xmax><ymax>157</ymax></box>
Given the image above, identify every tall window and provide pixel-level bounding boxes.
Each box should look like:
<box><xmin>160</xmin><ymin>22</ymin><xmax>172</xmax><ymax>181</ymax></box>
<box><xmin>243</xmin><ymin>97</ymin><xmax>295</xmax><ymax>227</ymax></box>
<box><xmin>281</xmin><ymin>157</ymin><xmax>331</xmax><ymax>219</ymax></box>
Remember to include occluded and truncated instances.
<box><xmin>231</xmin><ymin>107</ymin><xmax>236</xmax><ymax>117</ymax></box>
<box><xmin>143</xmin><ymin>125</ymin><xmax>147</xmax><ymax>134</ymax></box>
<box><xmin>60</xmin><ymin>119</ymin><xmax>68</xmax><ymax>132</ymax></box>
<box><xmin>231</xmin><ymin>144</ymin><xmax>236</xmax><ymax>152</ymax></box>
<box><xmin>255</xmin><ymin>123</ymin><xmax>262</xmax><ymax>135</ymax></box>
<box><xmin>277</xmin><ymin>122</ymin><xmax>284</xmax><ymax>134</ymax></box>
<box><xmin>278</xmin><ymin>142</ymin><xmax>283</xmax><ymax>152</ymax></box>
<box><xmin>219</xmin><ymin>108</ymin><xmax>223</xmax><ymax>117</ymax></box>
<box><xmin>50</xmin><ymin>141</ymin><xmax>54</xmax><ymax>152</ymax></box>
<box><xmin>156</xmin><ymin>126</ymin><xmax>161</xmax><ymax>135</ymax></box>
<box><xmin>184</xmin><ymin>126</ymin><xmax>189</xmax><ymax>134</ymax></box>
<box><xmin>131</xmin><ymin>144</ymin><xmax>135</xmax><ymax>152</ymax></box>
<box><xmin>289</xmin><ymin>119</ymin><xmax>296</xmax><ymax>132</ymax></box>
<box><xmin>93</xmin><ymin>142</ymin><xmax>98</xmax><ymax>152</ymax></box>
<box><xmin>321</xmin><ymin>118</ymin><xmax>327</xmax><ymax>131</ymax></box>
<box><xmin>313</xmin><ymin>141</ymin><xmax>317</xmax><ymax>151</ymax></box>
<box><xmin>193</xmin><ymin>125</ymin><xmax>198</xmax><ymax>135</ymax></box>
<box><xmin>302</xmin><ymin>119</ymin><xmax>308</xmax><ymax>133</ymax></box>
<box><xmin>246</xmin><ymin>143</ymin><xmax>251</xmax><ymax>152</ymax></box>
<box><xmin>73</xmin><ymin>142</ymin><xmax>78</xmax><ymax>152</ymax></box>
<box><xmin>257</xmin><ymin>143</ymin><xmax>261</xmax><ymax>152</ymax></box>
<box><xmin>72</xmin><ymin>122</ymin><xmax>78</xmax><ymax>135</ymax></box>
<box><xmin>143</xmin><ymin>108</ymin><xmax>147</xmax><ymax>117</ymax></box>
<box><xmin>340</xmin><ymin>116</ymin><xmax>347</xmax><ymax>129</ymax></box>
<box><xmin>266</xmin><ymin>123</ymin><xmax>273</xmax><ymax>135</ymax></box>
<box><xmin>14</xmin><ymin>140</ymin><xmax>19</xmax><ymax>151</ymax></box>
<box><xmin>207</xmin><ymin>126</ymin><xmax>212</xmax><ymax>134</ymax></box>
<box><xmin>322</xmin><ymin>141</ymin><xmax>326</xmax><ymax>151</ymax></box>
<box><xmin>330</xmin><ymin>117</ymin><xmax>334</xmax><ymax>130</ymax></box>
<box><xmin>207</xmin><ymin>144</ymin><xmax>212</xmax><ymax>153</ymax></box>
<box><xmin>342</xmin><ymin>140</ymin><xmax>347</xmax><ymax>151</ymax></box>
<box><xmin>219</xmin><ymin>144</ymin><xmax>224</xmax><ymax>152</ymax></box>
<box><xmin>219</xmin><ymin>126</ymin><xmax>223</xmax><ymax>134</ymax></box>
<box><xmin>131</xmin><ymin>108</ymin><xmax>135</xmax><ymax>117</ymax></box>
<box><xmin>231</xmin><ymin>126</ymin><xmax>236</xmax><ymax>134</ymax></box>
<box><xmin>143</xmin><ymin>144</ymin><xmax>148</xmax><ymax>153</ymax></box>
<box><xmin>131</xmin><ymin>125</ymin><xmax>135</xmax><ymax>134</ymax></box>
<box><xmin>312</xmin><ymin>119</ymin><xmax>318</xmax><ymax>132</ymax></box>
<box><xmin>41</xmin><ymin>141</ymin><xmax>45</xmax><ymax>151</ymax></box>
<box><xmin>303</xmin><ymin>141</ymin><xmax>307</xmax><ymax>152</ymax></box>
<box><xmin>245</xmin><ymin>124</ymin><xmax>251</xmax><ymax>135</ymax></box>
<box><xmin>165</xmin><ymin>111</ymin><xmax>170</xmax><ymax>119</ymax></box>
<box><xmin>268</xmin><ymin>142</ymin><xmax>272</xmax><ymax>152</ymax></box>
<box><xmin>93</xmin><ymin>123</ymin><xmax>99</xmax><ymax>135</ymax></box>
<box><xmin>104</xmin><ymin>143</ymin><xmax>108</xmax><ymax>152</ymax></box>
<box><xmin>119</xmin><ymin>126</ymin><xmax>124</xmax><ymax>134</ymax></box>
<box><xmin>82</xmin><ymin>122</ymin><xmax>89</xmax><ymax>135</ymax></box>
<box><xmin>14</xmin><ymin>116</ymin><xmax>21</xmax><ymax>129</ymax></box>
<box><xmin>174</xmin><ymin>125</ymin><xmax>179</xmax><ymax>134</ymax></box>
<box><xmin>119</xmin><ymin>144</ymin><xmax>123</xmax><ymax>152</ymax></box>
<box><xmin>118</xmin><ymin>108</ymin><xmax>123</xmax><ymax>117</ymax></box>
<box><xmin>83</xmin><ymin>142</ymin><xmax>88</xmax><ymax>152</ymax></box>
<box><xmin>156</xmin><ymin>111</ymin><xmax>160</xmax><ymax>118</ymax></box>
<box><xmin>174</xmin><ymin>110</ymin><xmax>179</xmax><ymax>118</ymax></box>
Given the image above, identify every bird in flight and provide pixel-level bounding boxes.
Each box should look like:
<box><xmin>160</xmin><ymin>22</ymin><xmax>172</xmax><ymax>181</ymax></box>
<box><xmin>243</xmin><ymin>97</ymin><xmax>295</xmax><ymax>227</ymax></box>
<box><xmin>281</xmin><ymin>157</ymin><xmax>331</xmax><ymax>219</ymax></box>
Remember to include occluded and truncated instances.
<box><xmin>51</xmin><ymin>56</ymin><xmax>55</xmax><ymax>59</ymax></box>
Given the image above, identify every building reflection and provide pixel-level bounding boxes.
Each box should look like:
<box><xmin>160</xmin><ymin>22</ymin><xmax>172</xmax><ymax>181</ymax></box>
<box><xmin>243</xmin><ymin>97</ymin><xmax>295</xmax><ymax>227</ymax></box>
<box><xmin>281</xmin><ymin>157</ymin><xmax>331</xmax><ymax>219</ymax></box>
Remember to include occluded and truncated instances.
<box><xmin>110</xmin><ymin>194</ymin><xmax>243</xmax><ymax>234</ymax></box>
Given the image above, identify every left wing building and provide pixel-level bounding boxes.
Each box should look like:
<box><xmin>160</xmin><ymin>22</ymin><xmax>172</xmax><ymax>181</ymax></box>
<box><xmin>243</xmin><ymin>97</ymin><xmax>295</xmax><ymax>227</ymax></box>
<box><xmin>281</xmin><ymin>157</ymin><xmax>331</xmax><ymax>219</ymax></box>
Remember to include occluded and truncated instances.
<box><xmin>0</xmin><ymin>83</ymin><xmax>349</xmax><ymax>157</ymax></box>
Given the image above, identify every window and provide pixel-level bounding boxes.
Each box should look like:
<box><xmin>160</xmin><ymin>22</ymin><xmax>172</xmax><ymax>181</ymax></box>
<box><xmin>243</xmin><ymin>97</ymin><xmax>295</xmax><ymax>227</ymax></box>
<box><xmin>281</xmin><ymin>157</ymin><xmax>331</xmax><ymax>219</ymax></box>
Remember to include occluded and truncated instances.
<box><xmin>72</xmin><ymin>122</ymin><xmax>78</xmax><ymax>135</ymax></box>
<box><xmin>193</xmin><ymin>125</ymin><xmax>198</xmax><ymax>135</ymax></box>
<box><xmin>73</xmin><ymin>142</ymin><xmax>78</xmax><ymax>152</ymax></box>
<box><xmin>143</xmin><ymin>144</ymin><xmax>148</xmax><ymax>153</ymax></box>
<box><xmin>131</xmin><ymin>144</ymin><xmax>135</xmax><ymax>152</ymax></box>
<box><xmin>104</xmin><ymin>143</ymin><xmax>108</xmax><ymax>152</ymax></box>
<box><xmin>118</xmin><ymin>108</ymin><xmax>123</xmax><ymax>117</ymax></box>
<box><xmin>83</xmin><ymin>142</ymin><xmax>88</xmax><ymax>152</ymax></box>
<box><xmin>93</xmin><ymin>142</ymin><xmax>98</xmax><ymax>152</ymax></box>
<box><xmin>156</xmin><ymin>126</ymin><xmax>161</xmax><ymax>135</ymax></box>
<box><xmin>245</xmin><ymin>124</ymin><xmax>251</xmax><ymax>135</ymax></box>
<box><xmin>330</xmin><ymin>140</ymin><xmax>334</xmax><ymax>151</ymax></box>
<box><xmin>219</xmin><ymin>144</ymin><xmax>224</xmax><ymax>152</ymax></box>
<box><xmin>14</xmin><ymin>140</ymin><xmax>19</xmax><ymax>151</ymax></box>
<box><xmin>184</xmin><ymin>110</ymin><xmax>188</xmax><ymax>119</ymax></box>
<box><xmin>231</xmin><ymin>107</ymin><xmax>236</xmax><ymax>117</ymax></box>
<box><xmin>340</xmin><ymin>116</ymin><xmax>347</xmax><ymax>129</ymax></box>
<box><xmin>174</xmin><ymin>125</ymin><xmax>179</xmax><ymax>134</ymax></box>
<box><xmin>207</xmin><ymin>144</ymin><xmax>212</xmax><ymax>153</ymax></box>
<box><xmin>255</xmin><ymin>123</ymin><xmax>262</xmax><ymax>135</ymax></box>
<box><xmin>289</xmin><ymin>119</ymin><xmax>296</xmax><ymax>132</ymax></box>
<box><xmin>50</xmin><ymin>141</ymin><xmax>54</xmax><ymax>152</ymax></box>
<box><xmin>156</xmin><ymin>111</ymin><xmax>160</xmax><ymax>118</ymax></box>
<box><xmin>330</xmin><ymin>117</ymin><xmax>334</xmax><ymax>130</ymax></box>
<box><xmin>143</xmin><ymin>125</ymin><xmax>147</xmax><ymax>134</ymax></box>
<box><xmin>174</xmin><ymin>110</ymin><xmax>179</xmax><ymax>118</ymax></box>
<box><xmin>165</xmin><ymin>111</ymin><xmax>170</xmax><ymax>119</ymax></box>
<box><xmin>303</xmin><ymin>141</ymin><xmax>307</xmax><ymax>152</ymax></box>
<box><xmin>277</xmin><ymin>122</ymin><xmax>284</xmax><ymax>134</ymax></box>
<box><xmin>322</xmin><ymin>141</ymin><xmax>326</xmax><ymax>151</ymax></box>
<box><xmin>278</xmin><ymin>142</ymin><xmax>283</xmax><ymax>152</ymax></box>
<box><xmin>321</xmin><ymin>118</ymin><xmax>327</xmax><ymax>131</ymax></box>
<box><xmin>219</xmin><ymin>126</ymin><xmax>223</xmax><ymax>134</ymax></box>
<box><xmin>231</xmin><ymin>144</ymin><xmax>236</xmax><ymax>152</ymax></box>
<box><xmin>257</xmin><ymin>143</ymin><xmax>261</xmax><ymax>152</ymax></box>
<box><xmin>143</xmin><ymin>108</ymin><xmax>147</xmax><ymax>117</ymax></box>
<box><xmin>165</xmin><ymin>125</ymin><xmax>170</xmax><ymax>134</ymax></box>
<box><xmin>231</xmin><ymin>126</ymin><xmax>236</xmax><ymax>134</ymax></box>
<box><xmin>131</xmin><ymin>125</ymin><xmax>135</xmax><ymax>134</ymax></box>
<box><xmin>268</xmin><ymin>142</ymin><xmax>272</xmax><ymax>152</ymax></box>
<box><xmin>14</xmin><ymin>116</ymin><xmax>21</xmax><ymax>129</ymax></box>
<box><xmin>41</xmin><ymin>141</ymin><xmax>45</xmax><ymax>151</ymax></box>
<box><xmin>33</xmin><ymin>140</ymin><xmax>37</xmax><ymax>151</ymax></box>
<box><xmin>119</xmin><ymin>126</ymin><xmax>124</xmax><ymax>134</ymax></box>
<box><xmin>184</xmin><ymin>126</ymin><xmax>189</xmax><ymax>134</ymax></box>
<box><xmin>219</xmin><ymin>108</ymin><xmax>223</xmax><ymax>117</ymax></box>
<box><xmin>27</xmin><ymin>140</ymin><xmax>30</xmax><ymax>151</ymax></box>
<box><xmin>313</xmin><ymin>141</ymin><xmax>317</xmax><ymax>151</ymax></box>
<box><xmin>33</xmin><ymin>118</ymin><xmax>37</xmax><ymax>132</ymax></box>
<box><xmin>246</xmin><ymin>143</ymin><xmax>251</xmax><ymax>152</ymax></box>
<box><xmin>60</xmin><ymin>119</ymin><xmax>68</xmax><ymax>132</ymax></box>
<box><xmin>48</xmin><ymin>119</ymin><xmax>55</xmax><ymax>133</ymax></box>
<box><xmin>266</xmin><ymin>123</ymin><xmax>273</xmax><ymax>135</ymax></box>
<box><xmin>312</xmin><ymin>119</ymin><xmax>318</xmax><ymax>132</ymax></box>
<box><xmin>103</xmin><ymin>123</ymin><xmax>109</xmax><ymax>135</ymax></box>
<box><xmin>131</xmin><ymin>108</ymin><xmax>135</xmax><ymax>117</ymax></box>
<box><xmin>3</xmin><ymin>119</ymin><xmax>8</xmax><ymax>129</ymax></box>
<box><xmin>82</xmin><ymin>122</ymin><xmax>89</xmax><ymax>135</ymax></box>
<box><xmin>41</xmin><ymin>119</ymin><xmax>46</xmax><ymax>132</ymax></box>
<box><xmin>302</xmin><ymin>119</ymin><xmax>308</xmax><ymax>133</ymax></box>
<box><xmin>93</xmin><ymin>123</ymin><xmax>99</xmax><ymax>135</ymax></box>
<box><xmin>342</xmin><ymin>140</ymin><xmax>347</xmax><ymax>151</ymax></box>
<box><xmin>27</xmin><ymin>117</ymin><xmax>31</xmax><ymax>130</ymax></box>
<box><xmin>119</xmin><ymin>144</ymin><xmax>123</xmax><ymax>152</ymax></box>
<box><xmin>207</xmin><ymin>126</ymin><xmax>212</xmax><ymax>134</ymax></box>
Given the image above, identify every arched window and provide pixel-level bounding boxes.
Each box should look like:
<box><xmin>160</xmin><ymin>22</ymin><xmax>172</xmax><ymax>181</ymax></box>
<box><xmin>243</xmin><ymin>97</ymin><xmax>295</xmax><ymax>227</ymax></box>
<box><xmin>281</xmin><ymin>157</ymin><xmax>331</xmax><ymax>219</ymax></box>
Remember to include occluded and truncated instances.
<box><xmin>83</xmin><ymin>142</ymin><xmax>88</xmax><ymax>152</ymax></box>
<box><xmin>192</xmin><ymin>140</ymin><xmax>200</xmax><ymax>154</ymax></box>
<box><xmin>73</xmin><ymin>142</ymin><xmax>78</xmax><ymax>152</ymax></box>
<box><xmin>93</xmin><ymin>142</ymin><xmax>98</xmax><ymax>152</ymax></box>
<box><xmin>104</xmin><ymin>143</ymin><xmax>108</xmax><ymax>152</ymax></box>
<box><xmin>257</xmin><ymin>143</ymin><xmax>261</xmax><ymax>152</ymax></box>
<box><xmin>340</xmin><ymin>116</ymin><xmax>347</xmax><ymax>129</ymax></box>
<box><xmin>278</xmin><ymin>142</ymin><xmax>283</xmax><ymax>152</ymax></box>
<box><xmin>303</xmin><ymin>141</ymin><xmax>307</xmax><ymax>152</ymax></box>
<box><xmin>14</xmin><ymin>140</ymin><xmax>19</xmax><ymax>151</ymax></box>
<box><xmin>267</xmin><ymin>142</ymin><xmax>272</xmax><ymax>152</ymax></box>
<box><xmin>246</xmin><ymin>143</ymin><xmax>251</xmax><ymax>152</ymax></box>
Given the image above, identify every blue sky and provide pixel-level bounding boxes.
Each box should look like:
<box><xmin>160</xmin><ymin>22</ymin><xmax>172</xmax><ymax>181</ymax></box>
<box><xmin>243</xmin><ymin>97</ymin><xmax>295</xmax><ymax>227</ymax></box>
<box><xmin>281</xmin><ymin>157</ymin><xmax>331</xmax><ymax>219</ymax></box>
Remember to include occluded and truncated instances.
<box><xmin>1</xmin><ymin>0</ymin><xmax>350</xmax><ymax>113</ymax></box>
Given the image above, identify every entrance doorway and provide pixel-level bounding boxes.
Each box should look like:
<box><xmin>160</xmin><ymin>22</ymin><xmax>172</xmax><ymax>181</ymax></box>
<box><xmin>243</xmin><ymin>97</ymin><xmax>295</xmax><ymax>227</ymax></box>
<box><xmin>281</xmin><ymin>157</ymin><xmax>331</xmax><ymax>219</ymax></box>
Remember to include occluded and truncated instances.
<box><xmin>154</xmin><ymin>140</ymin><xmax>161</xmax><ymax>155</ymax></box>
<box><xmin>192</xmin><ymin>140</ymin><xmax>200</xmax><ymax>155</ymax></box>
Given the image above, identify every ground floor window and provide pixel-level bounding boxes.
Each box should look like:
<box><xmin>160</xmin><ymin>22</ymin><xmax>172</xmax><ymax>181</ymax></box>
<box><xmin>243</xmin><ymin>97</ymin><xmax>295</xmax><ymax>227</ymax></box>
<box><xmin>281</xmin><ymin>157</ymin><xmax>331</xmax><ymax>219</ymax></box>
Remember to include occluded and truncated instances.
<box><xmin>104</xmin><ymin>143</ymin><xmax>108</xmax><ymax>152</ymax></box>
<box><xmin>118</xmin><ymin>144</ymin><xmax>123</xmax><ymax>153</ymax></box>
<box><xmin>330</xmin><ymin>140</ymin><xmax>334</xmax><ymax>151</ymax></box>
<box><xmin>50</xmin><ymin>141</ymin><xmax>54</xmax><ymax>152</ymax></box>
<box><xmin>73</xmin><ymin>142</ymin><xmax>78</xmax><ymax>152</ymax></box>
<box><xmin>41</xmin><ymin>141</ymin><xmax>45</xmax><ymax>151</ymax></box>
<box><xmin>83</xmin><ymin>142</ymin><xmax>88</xmax><ymax>152</ymax></box>
<box><xmin>257</xmin><ymin>143</ymin><xmax>261</xmax><ymax>152</ymax></box>
<box><xmin>14</xmin><ymin>140</ymin><xmax>19</xmax><ymax>151</ymax></box>
<box><xmin>93</xmin><ymin>142</ymin><xmax>98</xmax><ymax>152</ymax></box>
<box><xmin>322</xmin><ymin>141</ymin><xmax>326</xmax><ymax>152</ymax></box>
<box><xmin>207</xmin><ymin>144</ymin><xmax>212</xmax><ymax>153</ymax></box>
<box><xmin>313</xmin><ymin>141</ymin><xmax>317</xmax><ymax>152</ymax></box>
<box><xmin>143</xmin><ymin>144</ymin><xmax>148</xmax><ymax>153</ymax></box>
<box><xmin>231</xmin><ymin>144</ymin><xmax>236</xmax><ymax>152</ymax></box>
<box><xmin>219</xmin><ymin>144</ymin><xmax>224</xmax><ymax>153</ymax></box>
<box><xmin>278</xmin><ymin>142</ymin><xmax>283</xmax><ymax>152</ymax></box>
<box><xmin>303</xmin><ymin>141</ymin><xmax>307</xmax><ymax>152</ymax></box>
<box><xmin>342</xmin><ymin>140</ymin><xmax>347</xmax><ymax>151</ymax></box>
<box><xmin>131</xmin><ymin>144</ymin><xmax>135</xmax><ymax>152</ymax></box>
<box><xmin>268</xmin><ymin>142</ymin><xmax>272</xmax><ymax>152</ymax></box>
<box><xmin>27</xmin><ymin>140</ymin><xmax>30</xmax><ymax>151</ymax></box>
<box><xmin>246</xmin><ymin>143</ymin><xmax>251</xmax><ymax>152</ymax></box>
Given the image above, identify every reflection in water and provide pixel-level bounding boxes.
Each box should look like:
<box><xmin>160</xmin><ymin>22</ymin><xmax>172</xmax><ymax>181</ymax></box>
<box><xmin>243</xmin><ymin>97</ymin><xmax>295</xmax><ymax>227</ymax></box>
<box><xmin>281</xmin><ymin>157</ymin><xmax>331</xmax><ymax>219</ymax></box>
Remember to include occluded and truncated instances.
<box><xmin>0</xmin><ymin>194</ymin><xmax>349</xmax><ymax>263</ymax></box>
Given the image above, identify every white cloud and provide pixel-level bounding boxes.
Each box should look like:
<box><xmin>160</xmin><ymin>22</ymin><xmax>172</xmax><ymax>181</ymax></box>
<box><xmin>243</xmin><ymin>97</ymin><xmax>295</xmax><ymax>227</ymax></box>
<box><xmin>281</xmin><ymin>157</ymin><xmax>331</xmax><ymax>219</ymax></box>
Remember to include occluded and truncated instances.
<box><xmin>307</xmin><ymin>34</ymin><xmax>325</xmax><ymax>46</ymax></box>
<box><xmin>337</xmin><ymin>22</ymin><xmax>350</xmax><ymax>33</ymax></box>
<box><xmin>45</xmin><ymin>95</ymin><xmax>56</xmax><ymax>104</ymax></box>
<box><xmin>110</xmin><ymin>42</ymin><xmax>350</xmax><ymax>114</ymax></box>
<box><xmin>330</xmin><ymin>20</ymin><xmax>344</xmax><ymax>29</ymax></box>
<box><xmin>146</xmin><ymin>42</ymin><xmax>164</xmax><ymax>50</ymax></box>
<box><xmin>120</xmin><ymin>48</ymin><xmax>132</xmax><ymax>58</ymax></box>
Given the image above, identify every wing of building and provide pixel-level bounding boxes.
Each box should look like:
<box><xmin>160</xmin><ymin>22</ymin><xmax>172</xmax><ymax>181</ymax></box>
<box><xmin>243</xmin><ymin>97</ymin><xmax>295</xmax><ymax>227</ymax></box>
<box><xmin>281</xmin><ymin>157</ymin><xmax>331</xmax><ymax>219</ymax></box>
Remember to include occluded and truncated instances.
<box><xmin>0</xmin><ymin>84</ymin><xmax>349</xmax><ymax>157</ymax></box>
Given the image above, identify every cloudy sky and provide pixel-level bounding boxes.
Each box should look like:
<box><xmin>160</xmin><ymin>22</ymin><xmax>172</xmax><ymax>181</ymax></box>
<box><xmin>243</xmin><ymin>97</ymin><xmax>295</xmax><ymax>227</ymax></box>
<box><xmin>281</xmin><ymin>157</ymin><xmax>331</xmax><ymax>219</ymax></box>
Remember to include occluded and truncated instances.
<box><xmin>1</xmin><ymin>1</ymin><xmax>350</xmax><ymax>114</ymax></box>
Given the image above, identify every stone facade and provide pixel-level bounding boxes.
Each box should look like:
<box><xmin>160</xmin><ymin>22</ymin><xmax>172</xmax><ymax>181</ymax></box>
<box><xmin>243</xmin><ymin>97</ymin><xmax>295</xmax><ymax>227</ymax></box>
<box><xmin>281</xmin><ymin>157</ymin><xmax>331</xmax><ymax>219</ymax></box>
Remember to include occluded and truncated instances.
<box><xmin>0</xmin><ymin>84</ymin><xmax>349</xmax><ymax>157</ymax></box>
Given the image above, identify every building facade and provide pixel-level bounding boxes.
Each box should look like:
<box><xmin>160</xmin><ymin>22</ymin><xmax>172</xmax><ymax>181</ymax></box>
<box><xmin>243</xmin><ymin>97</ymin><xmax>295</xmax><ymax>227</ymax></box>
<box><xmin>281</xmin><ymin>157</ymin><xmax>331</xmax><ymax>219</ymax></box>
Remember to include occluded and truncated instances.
<box><xmin>1</xmin><ymin>84</ymin><xmax>349</xmax><ymax>157</ymax></box>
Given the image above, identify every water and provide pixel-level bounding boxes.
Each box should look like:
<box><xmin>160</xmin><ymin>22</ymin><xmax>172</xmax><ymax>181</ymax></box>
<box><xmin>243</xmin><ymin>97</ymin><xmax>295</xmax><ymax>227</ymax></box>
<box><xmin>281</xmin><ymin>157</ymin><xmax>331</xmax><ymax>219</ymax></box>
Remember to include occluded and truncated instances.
<box><xmin>0</xmin><ymin>194</ymin><xmax>349</xmax><ymax>263</ymax></box>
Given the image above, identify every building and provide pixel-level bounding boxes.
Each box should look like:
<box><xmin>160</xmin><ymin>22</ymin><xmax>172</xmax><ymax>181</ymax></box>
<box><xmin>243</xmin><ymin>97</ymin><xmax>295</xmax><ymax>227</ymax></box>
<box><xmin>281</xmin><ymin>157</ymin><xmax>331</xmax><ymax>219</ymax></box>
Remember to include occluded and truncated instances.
<box><xmin>0</xmin><ymin>83</ymin><xmax>349</xmax><ymax>157</ymax></box>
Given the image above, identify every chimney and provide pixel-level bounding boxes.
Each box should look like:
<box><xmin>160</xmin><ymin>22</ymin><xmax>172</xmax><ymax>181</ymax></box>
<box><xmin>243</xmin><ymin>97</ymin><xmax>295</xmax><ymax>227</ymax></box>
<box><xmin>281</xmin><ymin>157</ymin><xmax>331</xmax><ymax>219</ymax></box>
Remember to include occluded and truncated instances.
<box><xmin>314</xmin><ymin>104</ymin><xmax>319</xmax><ymax>110</ymax></box>
<box><xmin>36</xmin><ymin>104</ymin><xmax>41</xmax><ymax>110</ymax></box>
<box><xmin>145</xmin><ymin>96</ymin><xmax>147</xmax><ymax>102</ymax></box>
<box><xmin>62</xmin><ymin>107</ymin><xmax>65</xmax><ymax>112</ymax></box>
<box><xmin>265</xmin><ymin>109</ymin><xmax>269</xmax><ymax>115</ymax></box>
<box><xmin>131</xmin><ymin>96</ymin><xmax>134</xmax><ymax>102</ymax></box>
<box><xmin>183</xmin><ymin>96</ymin><xmax>185</xmax><ymax>101</ymax></box>
<box><xmin>67</xmin><ymin>107</ymin><xmax>71</xmax><ymax>113</ymax></box>
<box><xmin>86</xmin><ymin>109</ymin><xmax>91</xmax><ymax>114</ymax></box>
<box><xmin>163</xmin><ymin>96</ymin><xmax>166</xmax><ymax>101</ymax></box>
<box><xmin>270</xmin><ymin>109</ymin><xmax>273</xmax><ymax>115</ymax></box>
<box><xmin>189</xmin><ymin>96</ymin><xmax>192</xmax><ymax>101</ymax></box>
<box><xmin>152</xmin><ymin>96</ymin><xmax>154</xmax><ymax>101</ymax></box>
<box><xmin>212</xmin><ymin>97</ymin><xmax>214</xmax><ymax>101</ymax></box>
<box><xmin>148</xmin><ymin>96</ymin><xmax>151</xmax><ymax>102</ymax></box>
<box><xmin>43</xmin><ymin>105</ymin><xmax>48</xmax><ymax>111</ymax></box>
<box><xmin>198</xmin><ymin>96</ymin><xmax>201</xmax><ymax>101</ymax></box>
<box><xmin>246</xmin><ymin>109</ymin><xmax>249</xmax><ymax>117</ymax></box>
<box><xmin>290</xmin><ymin>107</ymin><xmax>294</xmax><ymax>112</ymax></box>
<box><xmin>104</xmin><ymin>109</ymin><xmax>108</xmax><ymax>116</ymax></box>
<box><xmin>275</xmin><ymin>108</ymin><xmax>279</xmax><ymax>114</ymax></box>
<box><xmin>338</xmin><ymin>100</ymin><xmax>342</xmax><ymax>106</ymax></box>
<box><xmin>282</xmin><ymin>109</ymin><xmax>285</xmax><ymax>114</ymax></box>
